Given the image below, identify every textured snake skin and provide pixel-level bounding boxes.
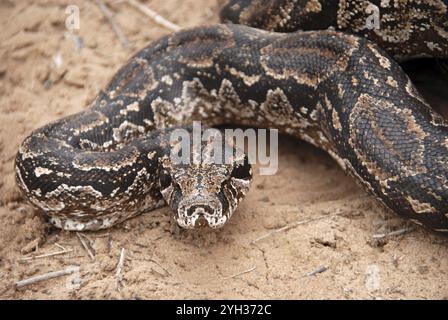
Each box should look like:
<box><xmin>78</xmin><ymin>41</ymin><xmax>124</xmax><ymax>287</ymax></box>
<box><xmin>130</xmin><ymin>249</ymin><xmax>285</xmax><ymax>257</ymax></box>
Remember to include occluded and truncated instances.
<box><xmin>14</xmin><ymin>2</ymin><xmax>448</xmax><ymax>234</ymax></box>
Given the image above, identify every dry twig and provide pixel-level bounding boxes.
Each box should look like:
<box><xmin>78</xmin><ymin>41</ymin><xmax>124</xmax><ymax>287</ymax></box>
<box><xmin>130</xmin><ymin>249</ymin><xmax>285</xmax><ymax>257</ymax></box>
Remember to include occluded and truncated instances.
<box><xmin>76</xmin><ymin>232</ymin><xmax>95</xmax><ymax>261</ymax></box>
<box><xmin>251</xmin><ymin>212</ymin><xmax>340</xmax><ymax>244</ymax></box>
<box><xmin>222</xmin><ymin>266</ymin><xmax>256</xmax><ymax>280</ymax></box>
<box><xmin>372</xmin><ymin>227</ymin><xmax>414</xmax><ymax>239</ymax></box>
<box><xmin>19</xmin><ymin>249</ymin><xmax>74</xmax><ymax>261</ymax></box>
<box><xmin>126</xmin><ymin>0</ymin><xmax>180</xmax><ymax>32</ymax></box>
<box><xmin>95</xmin><ymin>0</ymin><xmax>131</xmax><ymax>49</ymax></box>
<box><xmin>15</xmin><ymin>268</ymin><xmax>78</xmax><ymax>289</ymax></box>
<box><xmin>115</xmin><ymin>248</ymin><xmax>126</xmax><ymax>290</ymax></box>
<box><xmin>147</xmin><ymin>258</ymin><xmax>171</xmax><ymax>277</ymax></box>
<box><xmin>54</xmin><ymin>243</ymin><xmax>67</xmax><ymax>250</ymax></box>
<box><xmin>304</xmin><ymin>265</ymin><xmax>328</xmax><ymax>277</ymax></box>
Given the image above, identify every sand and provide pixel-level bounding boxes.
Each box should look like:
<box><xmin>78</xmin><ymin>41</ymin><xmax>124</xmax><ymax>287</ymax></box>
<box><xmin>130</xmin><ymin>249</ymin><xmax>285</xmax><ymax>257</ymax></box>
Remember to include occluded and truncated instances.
<box><xmin>1</xmin><ymin>0</ymin><xmax>447</xmax><ymax>300</ymax></box>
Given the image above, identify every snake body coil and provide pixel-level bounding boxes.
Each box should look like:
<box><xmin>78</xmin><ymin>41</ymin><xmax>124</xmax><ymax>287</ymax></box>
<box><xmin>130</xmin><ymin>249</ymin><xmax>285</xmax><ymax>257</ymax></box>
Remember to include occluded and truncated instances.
<box><xmin>15</xmin><ymin>1</ymin><xmax>448</xmax><ymax>233</ymax></box>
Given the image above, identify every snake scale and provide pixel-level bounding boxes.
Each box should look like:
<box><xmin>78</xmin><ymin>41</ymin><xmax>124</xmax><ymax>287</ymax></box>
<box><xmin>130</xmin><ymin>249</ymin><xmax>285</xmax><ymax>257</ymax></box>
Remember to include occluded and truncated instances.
<box><xmin>15</xmin><ymin>0</ymin><xmax>448</xmax><ymax>234</ymax></box>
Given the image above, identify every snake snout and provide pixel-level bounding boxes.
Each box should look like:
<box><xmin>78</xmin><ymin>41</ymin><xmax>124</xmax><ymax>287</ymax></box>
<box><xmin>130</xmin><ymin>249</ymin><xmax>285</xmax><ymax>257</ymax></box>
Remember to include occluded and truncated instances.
<box><xmin>176</xmin><ymin>196</ymin><xmax>226</xmax><ymax>229</ymax></box>
<box><xmin>194</xmin><ymin>215</ymin><xmax>209</xmax><ymax>229</ymax></box>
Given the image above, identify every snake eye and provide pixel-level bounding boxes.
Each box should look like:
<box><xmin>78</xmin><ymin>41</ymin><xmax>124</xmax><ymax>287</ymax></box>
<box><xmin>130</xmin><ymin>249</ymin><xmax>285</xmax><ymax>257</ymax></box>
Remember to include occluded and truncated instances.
<box><xmin>230</xmin><ymin>156</ymin><xmax>251</xmax><ymax>180</ymax></box>
<box><xmin>159</xmin><ymin>169</ymin><xmax>172</xmax><ymax>189</ymax></box>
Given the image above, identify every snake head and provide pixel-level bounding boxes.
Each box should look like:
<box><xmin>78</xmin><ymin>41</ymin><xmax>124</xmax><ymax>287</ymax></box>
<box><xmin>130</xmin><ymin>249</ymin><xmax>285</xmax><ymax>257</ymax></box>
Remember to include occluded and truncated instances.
<box><xmin>158</xmin><ymin>129</ymin><xmax>252</xmax><ymax>229</ymax></box>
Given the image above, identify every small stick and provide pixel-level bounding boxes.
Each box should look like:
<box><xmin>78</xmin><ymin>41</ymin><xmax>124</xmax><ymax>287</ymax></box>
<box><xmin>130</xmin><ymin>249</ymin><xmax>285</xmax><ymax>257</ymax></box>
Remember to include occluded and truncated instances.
<box><xmin>147</xmin><ymin>258</ymin><xmax>171</xmax><ymax>277</ymax></box>
<box><xmin>76</xmin><ymin>232</ymin><xmax>95</xmax><ymax>261</ymax></box>
<box><xmin>91</xmin><ymin>232</ymin><xmax>111</xmax><ymax>238</ymax></box>
<box><xmin>126</xmin><ymin>0</ymin><xmax>180</xmax><ymax>32</ymax></box>
<box><xmin>95</xmin><ymin>0</ymin><xmax>131</xmax><ymax>49</ymax></box>
<box><xmin>304</xmin><ymin>265</ymin><xmax>328</xmax><ymax>277</ymax></box>
<box><xmin>251</xmin><ymin>213</ymin><xmax>340</xmax><ymax>244</ymax></box>
<box><xmin>115</xmin><ymin>248</ymin><xmax>126</xmax><ymax>289</ymax></box>
<box><xmin>222</xmin><ymin>266</ymin><xmax>256</xmax><ymax>280</ymax></box>
<box><xmin>54</xmin><ymin>243</ymin><xmax>67</xmax><ymax>251</ymax></box>
<box><xmin>80</xmin><ymin>233</ymin><xmax>94</xmax><ymax>245</ymax></box>
<box><xmin>15</xmin><ymin>268</ymin><xmax>77</xmax><ymax>289</ymax></box>
<box><xmin>372</xmin><ymin>227</ymin><xmax>414</xmax><ymax>239</ymax></box>
<box><xmin>19</xmin><ymin>249</ymin><xmax>74</xmax><ymax>261</ymax></box>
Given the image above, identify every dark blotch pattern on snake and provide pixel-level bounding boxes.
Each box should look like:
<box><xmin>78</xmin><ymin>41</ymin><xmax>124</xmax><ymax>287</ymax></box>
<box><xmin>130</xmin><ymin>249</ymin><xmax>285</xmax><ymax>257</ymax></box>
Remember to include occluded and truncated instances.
<box><xmin>15</xmin><ymin>1</ymin><xmax>448</xmax><ymax>234</ymax></box>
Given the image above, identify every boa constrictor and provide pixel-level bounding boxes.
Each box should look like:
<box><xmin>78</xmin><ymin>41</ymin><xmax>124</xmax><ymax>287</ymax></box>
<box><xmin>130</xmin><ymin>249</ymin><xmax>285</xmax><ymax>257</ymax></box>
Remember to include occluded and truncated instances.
<box><xmin>15</xmin><ymin>0</ymin><xmax>448</xmax><ymax>234</ymax></box>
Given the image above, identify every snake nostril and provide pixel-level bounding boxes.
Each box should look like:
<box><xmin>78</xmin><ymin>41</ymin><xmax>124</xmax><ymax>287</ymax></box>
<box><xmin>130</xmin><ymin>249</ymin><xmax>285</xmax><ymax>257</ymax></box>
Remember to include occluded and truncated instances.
<box><xmin>194</xmin><ymin>215</ymin><xmax>209</xmax><ymax>228</ymax></box>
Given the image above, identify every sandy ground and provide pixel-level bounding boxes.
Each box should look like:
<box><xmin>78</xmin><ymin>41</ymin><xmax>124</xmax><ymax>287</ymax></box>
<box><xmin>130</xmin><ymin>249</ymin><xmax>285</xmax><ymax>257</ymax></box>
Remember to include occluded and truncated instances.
<box><xmin>1</xmin><ymin>0</ymin><xmax>448</xmax><ymax>300</ymax></box>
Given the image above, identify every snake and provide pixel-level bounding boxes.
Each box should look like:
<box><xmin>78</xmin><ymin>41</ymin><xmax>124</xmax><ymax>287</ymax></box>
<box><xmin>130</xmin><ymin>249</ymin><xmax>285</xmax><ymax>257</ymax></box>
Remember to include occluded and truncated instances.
<box><xmin>14</xmin><ymin>0</ymin><xmax>448</xmax><ymax>234</ymax></box>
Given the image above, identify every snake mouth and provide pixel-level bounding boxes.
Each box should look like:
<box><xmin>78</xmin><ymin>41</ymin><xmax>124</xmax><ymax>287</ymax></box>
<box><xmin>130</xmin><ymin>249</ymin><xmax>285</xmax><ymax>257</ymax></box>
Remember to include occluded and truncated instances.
<box><xmin>176</xmin><ymin>196</ymin><xmax>225</xmax><ymax>229</ymax></box>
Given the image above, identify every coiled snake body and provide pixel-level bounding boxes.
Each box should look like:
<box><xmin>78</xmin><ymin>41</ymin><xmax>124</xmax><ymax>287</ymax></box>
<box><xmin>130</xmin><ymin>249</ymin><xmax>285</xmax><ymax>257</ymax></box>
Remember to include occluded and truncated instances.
<box><xmin>15</xmin><ymin>1</ymin><xmax>448</xmax><ymax>233</ymax></box>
